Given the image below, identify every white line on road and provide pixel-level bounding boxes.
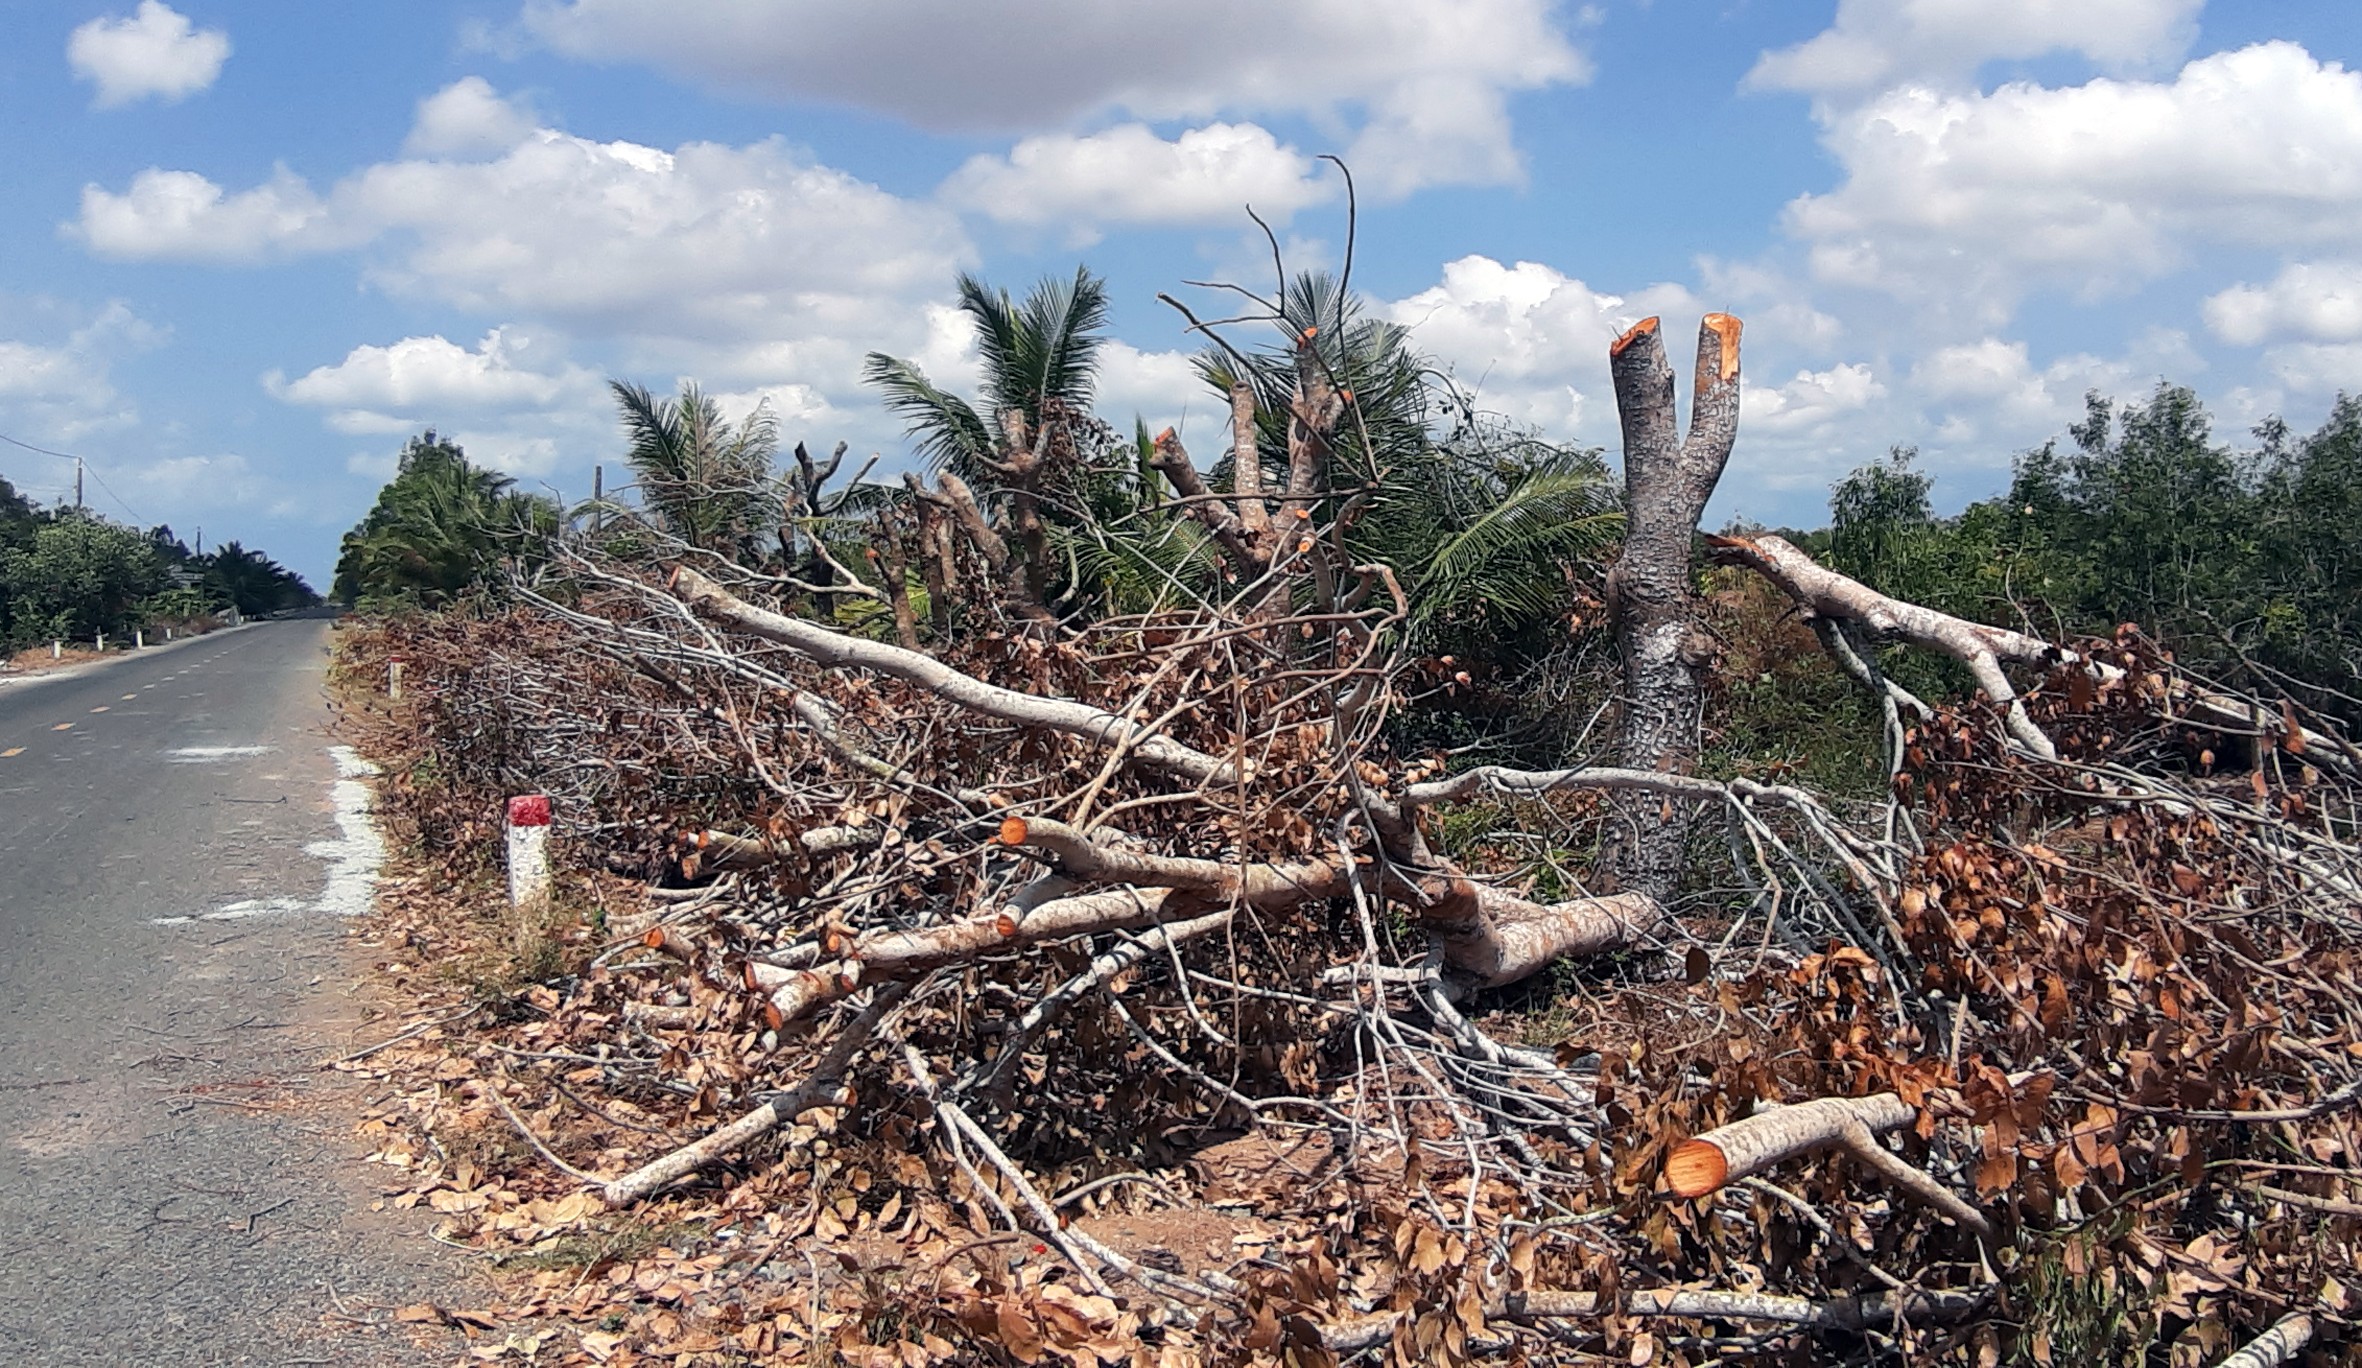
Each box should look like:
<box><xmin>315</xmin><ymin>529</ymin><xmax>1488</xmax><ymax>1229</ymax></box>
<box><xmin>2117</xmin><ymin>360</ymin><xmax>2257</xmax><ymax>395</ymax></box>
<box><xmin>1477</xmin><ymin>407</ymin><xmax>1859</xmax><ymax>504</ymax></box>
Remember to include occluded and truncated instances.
<box><xmin>164</xmin><ymin>745</ymin><xmax>273</xmax><ymax>762</ymax></box>
<box><xmin>152</xmin><ymin>746</ymin><xmax>385</xmax><ymax>926</ymax></box>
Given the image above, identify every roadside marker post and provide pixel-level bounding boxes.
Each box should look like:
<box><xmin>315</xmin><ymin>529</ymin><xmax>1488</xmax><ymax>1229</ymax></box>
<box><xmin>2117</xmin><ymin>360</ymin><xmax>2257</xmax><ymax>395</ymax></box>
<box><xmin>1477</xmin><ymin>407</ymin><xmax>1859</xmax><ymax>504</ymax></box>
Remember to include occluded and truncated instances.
<box><xmin>506</xmin><ymin>794</ymin><xmax>553</xmax><ymax>952</ymax></box>
<box><xmin>134</xmin><ymin>630</ymin><xmax>144</xmax><ymax>649</ymax></box>
<box><xmin>388</xmin><ymin>655</ymin><xmax>406</xmax><ymax>703</ymax></box>
<box><xmin>50</xmin><ymin>641</ymin><xmax>59</xmax><ymax>659</ymax></box>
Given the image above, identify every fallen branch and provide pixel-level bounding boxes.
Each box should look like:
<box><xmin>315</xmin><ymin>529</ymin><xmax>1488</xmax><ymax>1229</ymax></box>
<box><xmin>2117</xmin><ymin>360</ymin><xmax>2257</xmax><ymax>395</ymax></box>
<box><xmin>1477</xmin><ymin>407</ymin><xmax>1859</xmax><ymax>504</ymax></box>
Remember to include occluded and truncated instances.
<box><xmin>2217</xmin><ymin>1312</ymin><xmax>2315</xmax><ymax>1368</ymax></box>
<box><xmin>670</xmin><ymin>566</ymin><xmax>1232</xmax><ymax>784</ymax></box>
<box><xmin>1411</xmin><ymin>876</ymin><xmax>1661</xmax><ymax>988</ymax></box>
<box><xmin>602</xmin><ymin>982</ymin><xmax>910</xmax><ymax>1207</ymax></box>
<box><xmin>1322</xmin><ymin>1285</ymin><xmax>1990</xmax><ymax>1352</ymax></box>
<box><xmin>1707</xmin><ymin>532</ymin><xmax>2062</xmax><ymax>759</ymax></box>
<box><xmin>766</xmin><ymin>875</ymin><xmax>1340</xmax><ymax>1021</ymax></box>
<box><xmin>1668</xmin><ymin>1093</ymin><xmax>1990</xmax><ymax>1234</ymax></box>
<box><xmin>686</xmin><ymin>825</ymin><xmax>882</xmax><ymax>871</ymax></box>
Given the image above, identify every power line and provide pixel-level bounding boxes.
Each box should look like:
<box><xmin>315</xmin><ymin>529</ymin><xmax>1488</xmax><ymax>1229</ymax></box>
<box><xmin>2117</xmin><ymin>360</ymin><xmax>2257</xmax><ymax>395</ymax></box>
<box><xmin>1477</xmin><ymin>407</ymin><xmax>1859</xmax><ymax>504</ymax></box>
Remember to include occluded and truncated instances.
<box><xmin>0</xmin><ymin>430</ymin><xmax>146</xmax><ymax>524</ymax></box>
<box><xmin>79</xmin><ymin>463</ymin><xmax>144</xmax><ymax>525</ymax></box>
<box><xmin>0</xmin><ymin>431</ymin><xmax>82</xmax><ymax>462</ymax></box>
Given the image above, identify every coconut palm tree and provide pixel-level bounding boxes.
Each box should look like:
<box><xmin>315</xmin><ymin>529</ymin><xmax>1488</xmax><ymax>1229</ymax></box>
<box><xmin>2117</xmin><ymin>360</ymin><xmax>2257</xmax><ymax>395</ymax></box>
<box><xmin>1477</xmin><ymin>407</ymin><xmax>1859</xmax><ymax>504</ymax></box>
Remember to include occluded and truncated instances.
<box><xmin>333</xmin><ymin>432</ymin><xmax>556</xmax><ymax>607</ymax></box>
<box><xmin>608</xmin><ymin>381</ymin><xmax>782</xmax><ymax>557</ymax></box>
<box><xmin>862</xmin><ymin>266</ymin><xmax>1110</xmax><ymax>483</ymax></box>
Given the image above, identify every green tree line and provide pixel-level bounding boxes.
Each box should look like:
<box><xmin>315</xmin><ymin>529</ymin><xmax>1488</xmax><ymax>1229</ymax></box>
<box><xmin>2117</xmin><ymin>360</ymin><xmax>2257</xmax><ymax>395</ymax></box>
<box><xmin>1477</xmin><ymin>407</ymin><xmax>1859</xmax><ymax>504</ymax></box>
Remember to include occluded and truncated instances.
<box><xmin>1801</xmin><ymin>385</ymin><xmax>2362</xmax><ymax>718</ymax></box>
<box><xmin>0</xmin><ymin>474</ymin><xmax>318</xmax><ymax>651</ymax></box>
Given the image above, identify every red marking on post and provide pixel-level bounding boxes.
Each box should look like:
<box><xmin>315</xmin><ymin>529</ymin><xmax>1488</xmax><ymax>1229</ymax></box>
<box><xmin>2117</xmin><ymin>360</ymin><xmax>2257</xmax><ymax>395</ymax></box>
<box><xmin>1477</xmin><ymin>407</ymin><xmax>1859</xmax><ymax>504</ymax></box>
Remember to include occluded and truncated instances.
<box><xmin>507</xmin><ymin>794</ymin><xmax>552</xmax><ymax>827</ymax></box>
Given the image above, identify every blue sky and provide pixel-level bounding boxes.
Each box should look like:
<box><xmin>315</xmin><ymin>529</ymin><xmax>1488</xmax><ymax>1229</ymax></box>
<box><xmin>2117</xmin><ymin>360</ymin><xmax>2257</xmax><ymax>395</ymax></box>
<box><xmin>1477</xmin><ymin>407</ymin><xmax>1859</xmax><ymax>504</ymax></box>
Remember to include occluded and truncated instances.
<box><xmin>4</xmin><ymin>0</ymin><xmax>2361</xmax><ymax>585</ymax></box>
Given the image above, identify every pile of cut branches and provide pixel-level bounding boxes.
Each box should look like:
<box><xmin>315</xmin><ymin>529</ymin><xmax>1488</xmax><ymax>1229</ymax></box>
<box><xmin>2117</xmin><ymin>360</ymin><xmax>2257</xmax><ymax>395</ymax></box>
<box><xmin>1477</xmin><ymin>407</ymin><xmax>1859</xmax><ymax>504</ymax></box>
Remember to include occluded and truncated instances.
<box><xmin>331</xmin><ymin>312</ymin><xmax>2361</xmax><ymax>1367</ymax></box>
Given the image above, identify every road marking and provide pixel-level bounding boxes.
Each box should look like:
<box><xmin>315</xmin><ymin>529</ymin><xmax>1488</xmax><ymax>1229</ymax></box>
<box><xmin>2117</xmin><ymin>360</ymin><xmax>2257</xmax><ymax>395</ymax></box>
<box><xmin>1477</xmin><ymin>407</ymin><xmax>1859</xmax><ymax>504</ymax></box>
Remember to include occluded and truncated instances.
<box><xmin>51</xmin><ymin>723</ymin><xmax>72</xmax><ymax>732</ymax></box>
<box><xmin>121</xmin><ymin>694</ymin><xmax>135</xmax><ymax>700</ymax></box>
<box><xmin>89</xmin><ymin>706</ymin><xmax>109</xmax><ymax>713</ymax></box>
<box><xmin>1</xmin><ymin>748</ymin><xmax>21</xmax><ymax>758</ymax></box>
<box><xmin>155</xmin><ymin>746</ymin><xmax>384</xmax><ymax>925</ymax></box>
<box><xmin>165</xmin><ymin>745</ymin><xmax>272</xmax><ymax>762</ymax></box>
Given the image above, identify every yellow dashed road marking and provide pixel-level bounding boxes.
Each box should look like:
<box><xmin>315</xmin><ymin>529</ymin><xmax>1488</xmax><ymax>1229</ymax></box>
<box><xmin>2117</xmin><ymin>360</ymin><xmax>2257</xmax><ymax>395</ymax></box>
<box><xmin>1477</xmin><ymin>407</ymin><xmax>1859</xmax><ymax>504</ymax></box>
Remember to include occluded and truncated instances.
<box><xmin>51</xmin><ymin>723</ymin><xmax>72</xmax><ymax>732</ymax></box>
<box><xmin>89</xmin><ymin>706</ymin><xmax>109</xmax><ymax>713</ymax></box>
<box><xmin>121</xmin><ymin>694</ymin><xmax>136</xmax><ymax>700</ymax></box>
<box><xmin>1</xmin><ymin>748</ymin><xmax>22</xmax><ymax>758</ymax></box>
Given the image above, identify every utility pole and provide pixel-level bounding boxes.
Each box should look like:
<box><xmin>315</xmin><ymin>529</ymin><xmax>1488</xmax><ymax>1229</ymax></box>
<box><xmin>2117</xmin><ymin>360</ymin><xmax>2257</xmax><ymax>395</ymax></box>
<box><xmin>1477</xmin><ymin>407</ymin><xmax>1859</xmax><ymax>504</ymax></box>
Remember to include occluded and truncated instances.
<box><xmin>591</xmin><ymin>465</ymin><xmax>603</xmax><ymax>533</ymax></box>
<box><xmin>74</xmin><ymin>458</ymin><xmax>83</xmax><ymax>510</ymax></box>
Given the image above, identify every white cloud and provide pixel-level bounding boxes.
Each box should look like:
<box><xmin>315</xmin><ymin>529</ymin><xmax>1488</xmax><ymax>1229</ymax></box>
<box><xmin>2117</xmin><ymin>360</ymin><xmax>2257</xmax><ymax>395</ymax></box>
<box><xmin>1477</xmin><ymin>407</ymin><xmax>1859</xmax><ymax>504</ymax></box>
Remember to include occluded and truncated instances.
<box><xmin>73</xmin><ymin>131</ymin><xmax>969</xmax><ymax>349</ymax></box>
<box><xmin>523</xmin><ymin>0</ymin><xmax>1588</xmax><ymax>197</ymax></box>
<box><xmin>68</xmin><ymin>1</ymin><xmax>231</xmax><ymax>109</ymax></box>
<box><xmin>2255</xmin><ymin>342</ymin><xmax>2362</xmax><ymax>396</ymax></box>
<box><xmin>122</xmin><ymin>452</ymin><xmax>265</xmax><ymax>511</ymax></box>
<box><xmin>405</xmin><ymin>77</ymin><xmax>538</xmax><ymax>158</ymax></box>
<box><xmin>76</xmin><ymin>167</ymin><xmax>339</xmax><ymax>263</ymax></box>
<box><xmin>269</xmin><ymin>328</ymin><xmax>597</xmax><ymax>418</ymax></box>
<box><xmin>2204</xmin><ymin>260</ymin><xmax>2362</xmax><ymax>346</ymax></box>
<box><xmin>1745</xmin><ymin>363</ymin><xmax>1884</xmax><ymax>435</ymax></box>
<box><xmin>942</xmin><ymin>123</ymin><xmax>1332</xmax><ymax>237</ymax></box>
<box><xmin>0</xmin><ymin>301</ymin><xmax>166</xmax><ymax>451</ymax></box>
<box><xmin>1384</xmin><ymin>255</ymin><xmax>1696</xmax><ymax>433</ymax></box>
<box><xmin>1908</xmin><ymin>337</ymin><xmax>2134</xmax><ymax>434</ymax></box>
<box><xmin>1095</xmin><ymin>341</ymin><xmax>1204</xmax><ymax>444</ymax></box>
<box><xmin>1781</xmin><ymin>43</ymin><xmax>2362</xmax><ymax>316</ymax></box>
<box><xmin>1748</xmin><ymin>0</ymin><xmax>2199</xmax><ymax>98</ymax></box>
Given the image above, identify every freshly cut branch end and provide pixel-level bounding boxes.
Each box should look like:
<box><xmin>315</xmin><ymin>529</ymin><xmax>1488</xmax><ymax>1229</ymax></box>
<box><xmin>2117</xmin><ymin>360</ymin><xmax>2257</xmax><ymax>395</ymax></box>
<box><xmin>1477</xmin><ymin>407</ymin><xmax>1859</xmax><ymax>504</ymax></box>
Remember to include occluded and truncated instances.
<box><xmin>1667</xmin><ymin>1093</ymin><xmax>1916</xmax><ymax>1198</ymax></box>
<box><xmin>1611</xmin><ymin>315</ymin><xmax>1661</xmax><ymax>357</ymax></box>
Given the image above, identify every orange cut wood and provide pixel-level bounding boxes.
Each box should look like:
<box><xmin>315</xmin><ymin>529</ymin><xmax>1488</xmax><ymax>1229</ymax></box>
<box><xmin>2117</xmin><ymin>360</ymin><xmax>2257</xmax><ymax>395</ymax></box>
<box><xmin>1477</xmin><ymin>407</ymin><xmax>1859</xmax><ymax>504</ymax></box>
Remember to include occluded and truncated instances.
<box><xmin>1610</xmin><ymin>316</ymin><xmax>1660</xmax><ymax>357</ymax></box>
<box><xmin>998</xmin><ymin>815</ymin><xmax>1029</xmax><ymax>845</ymax></box>
<box><xmin>1666</xmin><ymin>1139</ymin><xmax>1730</xmax><ymax>1198</ymax></box>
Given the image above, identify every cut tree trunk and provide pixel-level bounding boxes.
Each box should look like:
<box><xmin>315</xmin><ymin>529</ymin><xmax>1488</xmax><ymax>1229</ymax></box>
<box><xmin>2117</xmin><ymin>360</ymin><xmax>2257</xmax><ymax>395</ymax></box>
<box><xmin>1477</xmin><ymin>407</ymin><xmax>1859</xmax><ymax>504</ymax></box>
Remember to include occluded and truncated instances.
<box><xmin>1603</xmin><ymin>314</ymin><xmax>1742</xmax><ymax>901</ymax></box>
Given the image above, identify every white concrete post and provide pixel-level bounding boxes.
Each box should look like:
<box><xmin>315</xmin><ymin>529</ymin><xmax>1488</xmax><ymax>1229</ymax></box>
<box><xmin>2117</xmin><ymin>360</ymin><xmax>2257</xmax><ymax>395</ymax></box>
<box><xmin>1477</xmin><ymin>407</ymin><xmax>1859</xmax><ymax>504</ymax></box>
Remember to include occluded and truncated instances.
<box><xmin>165</xmin><ymin>627</ymin><xmax>173</xmax><ymax>641</ymax></box>
<box><xmin>506</xmin><ymin>794</ymin><xmax>553</xmax><ymax>952</ymax></box>
<box><xmin>50</xmin><ymin>640</ymin><xmax>60</xmax><ymax>659</ymax></box>
<box><xmin>134</xmin><ymin>629</ymin><xmax>144</xmax><ymax>649</ymax></box>
<box><xmin>95</xmin><ymin>632</ymin><xmax>104</xmax><ymax>652</ymax></box>
<box><xmin>388</xmin><ymin>655</ymin><xmax>406</xmax><ymax>702</ymax></box>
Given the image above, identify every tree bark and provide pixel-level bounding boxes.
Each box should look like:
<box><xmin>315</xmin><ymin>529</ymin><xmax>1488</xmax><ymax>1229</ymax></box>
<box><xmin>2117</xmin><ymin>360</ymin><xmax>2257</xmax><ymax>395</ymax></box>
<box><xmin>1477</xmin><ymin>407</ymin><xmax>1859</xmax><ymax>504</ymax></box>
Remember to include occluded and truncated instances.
<box><xmin>1603</xmin><ymin>314</ymin><xmax>1742</xmax><ymax>901</ymax></box>
<box><xmin>1228</xmin><ymin>378</ymin><xmax>1271</xmax><ymax>539</ymax></box>
<box><xmin>1408</xmin><ymin>877</ymin><xmax>1662</xmax><ymax>987</ymax></box>
<box><xmin>1146</xmin><ymin>428</ymin><xmax>1257</xmax><ymax>574</ymax></box>
<box><xmin>2218</xmin><ymin>1313</ymin><xmax>2315</xmax><ymax>1368</ymax></box>
<box><xmin>917</xmin><ymin>503</ymin><xmax>955</xmax><ymax>636</ymax></box>
<box><xmin>877</xmin><ymin>513</ymin><xmax>921</xmax><ymax>649</ymax></box>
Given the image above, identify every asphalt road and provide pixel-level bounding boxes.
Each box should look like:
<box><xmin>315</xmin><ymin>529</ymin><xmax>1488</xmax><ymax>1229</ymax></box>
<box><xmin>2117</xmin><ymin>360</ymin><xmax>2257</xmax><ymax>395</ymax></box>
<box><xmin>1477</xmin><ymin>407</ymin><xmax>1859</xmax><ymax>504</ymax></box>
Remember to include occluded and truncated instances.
<box><xmin>0</xmin><ymin>623</ymin><xmax>465</xmax><ymax>1365</ymax></box>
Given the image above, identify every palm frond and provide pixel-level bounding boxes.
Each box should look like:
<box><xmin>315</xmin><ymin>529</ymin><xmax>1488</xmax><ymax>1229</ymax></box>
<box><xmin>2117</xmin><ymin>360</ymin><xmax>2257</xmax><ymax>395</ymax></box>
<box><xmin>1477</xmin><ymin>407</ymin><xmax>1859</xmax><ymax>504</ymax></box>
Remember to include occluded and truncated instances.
<box><xmin>1407</xmin><ymin>458</ymin><xmax>1620</xmax><ymax>635</ymax></box>
<box><xmin>861</xmin><ymin>353</ymin><xmax>996</xmax><ymax>475</ymax></box>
